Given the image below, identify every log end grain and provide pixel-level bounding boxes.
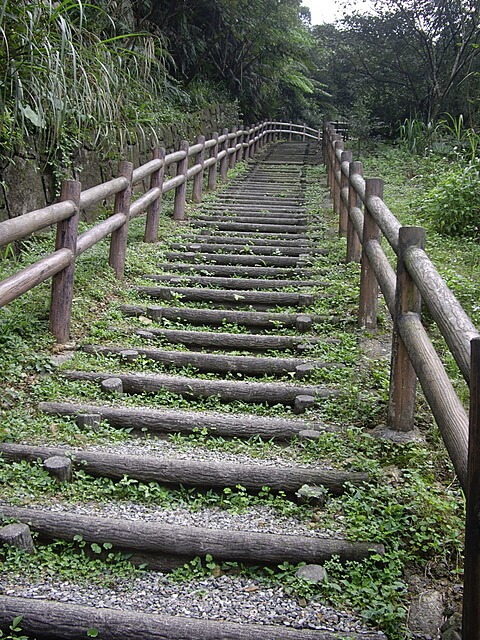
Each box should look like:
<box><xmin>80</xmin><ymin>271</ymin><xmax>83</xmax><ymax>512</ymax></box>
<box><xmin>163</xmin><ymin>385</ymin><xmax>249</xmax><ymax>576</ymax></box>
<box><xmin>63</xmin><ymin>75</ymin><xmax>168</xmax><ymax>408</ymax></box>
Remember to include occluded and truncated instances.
<box><xmin>44</xmin><ymin>456</ymin><xmax>72</xmax><ymax>483</ymax></box>
<box><xmin>293</xmin><ymin>395</ymin><xmax>316</xmax><ymax>414</ymax></box>
<box><xmin>294</xmin><ymin>364</ymin><xmax>315</xmax><ymax>380</ymax></box>
<box><xmin>295</xmin><ymin>315</ymin><xmax>313</xmax><ymax>333</ymax></box>
<box><xmin>0</xmin><ymin>523</ymin><xmax>35</xmax><ymax>553</ymax></box>
<box><xmin>77</xmin><ymin>413</ymin><xmax>102</xmax><ymax>431</ymax></box>
<box><xmin>120</xmin><ymin>349</ymin><xmax>139</xmax><ymax>362</ymax></box>
<box><xmin>296</xmin><ymin>484</ymin><xmax>327</xmax><ymax>507</ymax></box>
<box><xmin>101</xmin><ymin>378</ymin><xmax>124</xmax><ymax>395</ymax></box>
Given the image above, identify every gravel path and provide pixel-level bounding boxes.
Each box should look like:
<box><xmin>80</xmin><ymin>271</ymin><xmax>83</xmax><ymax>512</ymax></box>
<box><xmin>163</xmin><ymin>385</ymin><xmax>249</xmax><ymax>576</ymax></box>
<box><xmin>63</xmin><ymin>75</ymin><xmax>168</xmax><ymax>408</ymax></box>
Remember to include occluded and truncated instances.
<box><xmin>0</xmin><ymin>572</ymin><xmax>385</xmax><ymax>637</ymax></box>
<box><xmin>22</xmin><ymin>501</ymin><xmax>343</xmax><ymax>538</ymax></box>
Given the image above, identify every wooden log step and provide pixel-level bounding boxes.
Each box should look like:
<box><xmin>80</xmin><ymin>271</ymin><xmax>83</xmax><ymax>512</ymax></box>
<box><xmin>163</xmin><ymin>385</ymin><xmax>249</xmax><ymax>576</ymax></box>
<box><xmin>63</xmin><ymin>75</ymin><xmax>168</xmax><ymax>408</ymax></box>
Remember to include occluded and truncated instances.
<box><xmin>194</xmin><ymin>215</ymin><xmax>306</xmax><ymax>225</ymax></box>
<box><xmin>214</xmin><ymin>190</ymin><xmax>304</xmax><ymax>199</ymax></box>
<box><xmin>198</xmin><ymin>204</ymin><xmax>306</xmax><ymax>214</ymax></box>
<box><xmin>39</xmin><ymin>401</ymin><xmax>318</xmax><ymax>439</ymax></box>
<box><xmin>132</xmin><ymin>327</ymin><xmax>326</xmax><ymax>352</ymax></box>
<box><xmin>0</xmin><ymin>596</ymin><xmax>389</xmax><ymax>640</ymax></box>
<box><xmin>165</xmin><ymin>252</ymin><xmax>308</xmax><ymax>267</ymax></box>
<box><xmin>178</xmin><ymin>235</ymin><xmax>312</xmax><ymax>247</ymax></box>
<box><xmin>192</xmin><ymin>229</ymin><xmax>310</xmax><ymax>240</ymax></box>
<box><xmin>191</xmin><ymin>221</ymin><xmax>308</xmax><ymax>234</ymax></box>
<box><xmin>206</xmin><ymin>192</ymin><xmax>304</xmax><ymax>199</ymax></box>
<box><xmin>62</xmin><ymin>370</ymin><xmax>337</xmax><ymax>405</ymax></box>
<box><xmin>0</xmin><ymin>506</ymin><xmax>385</xmax><ymax>564</ymax></box>
<box><xmin>169</xmin><ymin>243</ymin><xmax>326</xmax><ymax>257</ymax></box>
<box><xmin>0</xmin><ymin>443</ymin><xmax>369</xmax><ymax>494</ymax></box>
<box><xmin>217</xmin><ymin>195</ymin><xmax>304</xmax><ymax>204</ymax></box>
<box><xmin>81</xmin><ymin>344</ymin><xmax>332</xmax><ymax>377</ymax></box>
<box><xmin>136</xmin><ymin>286</ymin><xmax>315</xmax><ymax>308</ymax></box>
<box><xmin>120</xmin><ymin>304</ymin><xmax>326</xmax><ymax>330</ymax></box>
<box><xmin>143</xmin><ymin>274</ymin><xmax>322</xmax><ymax>290</ymax></box>
<box><xmin>156</xmin><ymin>263</ymin><xmax>316</xmax><ymax>278</ymax></box>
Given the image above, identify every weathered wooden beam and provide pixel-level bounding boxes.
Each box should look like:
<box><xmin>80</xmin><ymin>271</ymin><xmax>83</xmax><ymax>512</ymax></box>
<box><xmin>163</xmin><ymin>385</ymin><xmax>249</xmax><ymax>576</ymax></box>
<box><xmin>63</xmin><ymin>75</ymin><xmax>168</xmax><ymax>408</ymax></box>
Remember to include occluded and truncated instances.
<box><xmin>0</xmin><ymin>506</ymin><xmax>385</xmax><ymax>564</ymax></box>
<box><xmin>144</xmin><ymin>147</ymin><xmax>166</xmax><ymax>243</ymax></box>
<box><xmin>0</xmin><ymin>596</ymin><xmax>388</xmax><ymax>640</ymax></box>
<box><xmin>61</xmin><ymin>370</ymin><xmax>336</xmax><ymax>405</ymax></box>
<box><xmin>120</xmin><ymin>304</ymin><xmax>331</xmax><ymax>331</ymax></box>
<box><xmin>136</xmin><ymin>286</ymin><xmax>314</xmax><ymax>308</ymax></box>
<box><xmin>155</xmin><ymin>263</ymin><xmax>315</xmax><ymax>278</ymax></box>
<box><xmin>143</xmin><ymin>274</ymin><xmax>322</xmax><ymax>290</ymax></box>
<box><xmin>39</xmin><ymin>401</ymin><xmax>316</xmax><ymax>439</ymax></box>
<box><xmin>194</xmin><ymin>215</ymin><xmax>306</xmax><ymax>225</ymax></box>
<box><xmin>178</xmin><ymin>235</ymin><xmax>311</xmax><ymax>247</ymax></box>
<box><xmin>388</xmin><ymin>227</ymin><xmax>424</xmax><ymax>432</ymax></box>
<box><xmin>398</xmin><ymin>313</ymin><xmax>468</xmax><ymax>489</ymax></box>
<box><xmin>168</xmin><ymin>243</ymin><xmax>325</xmax><ymax>257</ymax></box>
<box><xmin>165</xmin><ymin>252</ymin><xmax>307</xmax><ymax>267</ymax></box>
<box><xmin>132</xmin><ymin>327</ymin><xmax>324</xmax><ymax>351</ymax></box>
<box><xmin>0</xmin><ymin>443</ymin><xmax>369</xmax><ymax>494</ymax></box>
<box><xmin>81</xmin><ymin>344</ymin><xmax>330</xmax><ymax>377</ymax></box>
<box><xmin>463</xmin><ymin>337</ymin><xmax>480</xmax><ymax>638</ymax></box>
<box><xmin>191</xmin><ymin>221</ymin><xmax>308</xmax><ymax>234</ymax></box>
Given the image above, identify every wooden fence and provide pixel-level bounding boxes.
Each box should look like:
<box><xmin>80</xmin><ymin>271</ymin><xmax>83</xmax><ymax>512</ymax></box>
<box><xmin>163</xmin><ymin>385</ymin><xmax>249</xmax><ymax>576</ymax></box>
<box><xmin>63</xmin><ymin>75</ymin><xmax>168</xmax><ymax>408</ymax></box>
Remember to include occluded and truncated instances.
<box><xmin>0</xmin><ymin>120</ymin><xmax>319</xmax><ymax>343</ymax></box>
<box><xmin>323</xmin><ymin>122</ymin><xmax>479</xmax><ymax>639</ymax></box>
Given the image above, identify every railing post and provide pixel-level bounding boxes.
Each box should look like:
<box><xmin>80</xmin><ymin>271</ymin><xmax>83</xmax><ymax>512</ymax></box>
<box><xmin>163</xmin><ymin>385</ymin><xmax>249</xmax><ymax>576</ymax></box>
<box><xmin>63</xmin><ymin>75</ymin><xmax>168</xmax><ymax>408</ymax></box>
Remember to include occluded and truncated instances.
<box><xmin>252</xmin><ymin>125</ymin><xmax>258</xmax><ymax>154</ymax></box>
<box><xmin>463</xmin><ymin>336</ymin><xmax>480</xmax><ymax>639</ymax></box>
<box><xmin>289</xmin><ymin>123</ymin><xmax>293</xmax><ymax>141</ymax></box>
<box><xmin>358</xmin><ymin>178</ymin><xmax>383</xmax><ymax>329</ymax></box>
<box><xmin>328</xmin><ymin>133</ymin><xmax>341</xmax><ymax>192</ymax></box>
<box><xmin>229</xmin><ymin>127</ymin><xmax>237</xmax><ymax>169</ymax></box>
<box><xmin>144</xmin><ymin>146</ymin><xmax>165</xmax><ymax>243</ymax></box>
<box><xmin>109</xmin><ymin>160</ymin><xmax>133</xmax><ymax>279</ymax></box>
<box><xmin>322</xmin><ymin>120</ymin><xmax>328</xmax><ymax>165</ymax></box>
<box><xmin>49</xmin><ymin>180</ymin><xmax>81</xmax><ymax>343</ymax></box>
<box><xmin>220</xmin><ymin>128</ymin><xmax>229</xmax><ymax>182</ymax></box>
<box><xmin>388</xmin><ymin>226</ymin><xmax>425</xmax><ymax>431</ymax></box>
<box><xmin>192</xmin><ymin>134</ymin><xmax>205</xmax><ymax>204</ymax></box>
<box><xmin>236</xmin><ymin>128</ymin><xmax>244</xmax><ymax>162</ymax></box>
<box><xmin>208</xmin><ymin>132</ymin><xmax>219</xmax><ymax>191</ymax></box>
<box><xmin>347</xmin><ymin>161</ymin><xmax>363</xmax><ymax>263</ymax></box>
<box><xmin>173</xmin><ymin>140</ymin><xmax>189</xmax><ymax>221</ymax></box>
<box><xmin>303</xmin><ymin>123</ymin><xmax>306</xmax><ymax>141</ymax></box>
<box><xmin>262</xmin><ymin>120</ymin><xmax>268</xmax><ymax>146</ymax></box>
<box><xmin>333</xmin><ymin>139</ymin><xmax>344</xmax><ymax>215</ymax></box>
<box><xmin>339</xmin><ymin>150</ymin><xmax>352</xmax><ymax>236</ymax></box>
<box><xmin>248</xmin><ymin>124</ymin><xmax>255</xmax><ymax>159</ymax></box>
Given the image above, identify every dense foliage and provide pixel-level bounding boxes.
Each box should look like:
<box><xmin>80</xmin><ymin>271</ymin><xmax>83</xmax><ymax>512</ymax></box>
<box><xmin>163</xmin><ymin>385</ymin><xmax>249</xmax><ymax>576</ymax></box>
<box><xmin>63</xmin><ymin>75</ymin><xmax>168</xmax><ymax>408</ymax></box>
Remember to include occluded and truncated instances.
<box><xmin>0</xmin><ymin>0</ymin><xmax>325</xmax><ymax>168</ymax></box>
<box><xmin>316</xmin><ymin>0</ymin><xmax>480</xmax><ymax>133</ymax></box>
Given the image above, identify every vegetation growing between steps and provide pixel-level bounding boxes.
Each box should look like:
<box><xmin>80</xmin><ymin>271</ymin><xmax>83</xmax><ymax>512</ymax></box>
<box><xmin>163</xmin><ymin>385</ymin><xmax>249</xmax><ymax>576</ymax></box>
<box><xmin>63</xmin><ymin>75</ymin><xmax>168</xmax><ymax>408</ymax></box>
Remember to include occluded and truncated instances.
<box><xmin>0</xmin><ymin>154</ymin><xmax>468</xmax><ymax>639</ymax></box>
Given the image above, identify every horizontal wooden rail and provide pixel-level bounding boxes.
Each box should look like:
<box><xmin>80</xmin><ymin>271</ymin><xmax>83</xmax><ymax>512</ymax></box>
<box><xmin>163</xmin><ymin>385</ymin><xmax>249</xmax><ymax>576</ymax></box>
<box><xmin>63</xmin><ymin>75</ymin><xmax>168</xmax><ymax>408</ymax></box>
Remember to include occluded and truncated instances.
<box><xmin>76</xmin><ymin>214</ymin><xmax>126</xmax><ymax>256</ymax></box>
<box><xmin>79</xmin><ymin>177</ymin><xmax>129</xmax><ymax>210</ymax></box>
<box><xmin>0</xmin><ymin>120</ymin><xmax>320</xmax><ymax>342</ymax></box>
<box><xmin>0</xmin><ymin>201</ymin><xmax>77</xmax><ymax>248</ymax></box>
<box><xmin>0</xmin><ymin>249</ymin><xmax>73</xmax><ymax>307</ymax></box>
<box><xmin>403</xmin><ymin>246</ymin><xmax>479</xmax><ymax>383</ymax></box>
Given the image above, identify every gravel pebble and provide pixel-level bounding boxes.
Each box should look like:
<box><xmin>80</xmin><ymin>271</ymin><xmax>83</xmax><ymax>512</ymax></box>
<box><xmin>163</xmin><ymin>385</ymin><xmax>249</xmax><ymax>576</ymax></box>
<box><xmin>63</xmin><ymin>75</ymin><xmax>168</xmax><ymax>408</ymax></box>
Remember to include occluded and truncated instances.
<box><xmin>0</xmin><ymin>572</ymin><xmax>385</xmax><ymax>636</ymax></box>
<box><xmin>40</xmin><ymin>501</ymin><xmax>343</xmax><ymax>538</ymax></box>
<box><xmin>84</xmin><ymin>438</ymin><xmax>335</xmax><ymax>469</ymax></box>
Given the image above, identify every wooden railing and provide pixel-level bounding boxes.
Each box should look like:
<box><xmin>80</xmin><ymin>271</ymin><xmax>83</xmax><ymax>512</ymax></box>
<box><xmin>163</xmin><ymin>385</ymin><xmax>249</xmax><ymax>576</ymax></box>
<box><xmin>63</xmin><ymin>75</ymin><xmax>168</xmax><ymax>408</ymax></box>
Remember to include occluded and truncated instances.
<box><xmin>0</xmin><ymin>120</ymin><xmax>320</xmax><ymax>343</ymax></box>
<box><xmin>323</xmin><ymin>122</ymin><xmax>479</xmax><ymax>638</ymax></box>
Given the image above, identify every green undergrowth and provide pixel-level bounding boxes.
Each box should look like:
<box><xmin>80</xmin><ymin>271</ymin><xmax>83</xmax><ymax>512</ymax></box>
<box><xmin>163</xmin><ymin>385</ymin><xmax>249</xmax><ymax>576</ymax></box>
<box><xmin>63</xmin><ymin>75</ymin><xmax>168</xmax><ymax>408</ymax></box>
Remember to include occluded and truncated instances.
<box><xmin>0</xmin><ymin>459</ymin><xmax>324</xmax><ymax>523</ymax></box>
<box><xmin>1</xmin><ymin>536</ymin><xmax>141</xmax><ymax>587</ymax></box>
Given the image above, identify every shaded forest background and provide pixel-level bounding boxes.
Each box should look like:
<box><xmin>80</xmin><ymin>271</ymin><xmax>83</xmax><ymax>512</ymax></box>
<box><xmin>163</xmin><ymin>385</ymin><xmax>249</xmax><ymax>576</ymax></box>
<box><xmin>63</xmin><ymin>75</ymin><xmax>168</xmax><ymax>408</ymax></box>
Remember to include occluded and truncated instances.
<box><xmin>1</xmin><ymin>0</ymin><xmax>480</xmax><ymax>196</ymax></box>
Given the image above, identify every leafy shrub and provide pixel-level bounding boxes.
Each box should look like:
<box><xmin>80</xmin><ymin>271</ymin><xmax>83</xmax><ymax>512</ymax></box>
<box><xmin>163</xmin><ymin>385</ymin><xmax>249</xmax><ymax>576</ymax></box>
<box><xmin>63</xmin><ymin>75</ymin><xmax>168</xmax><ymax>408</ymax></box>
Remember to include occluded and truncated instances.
<box><xmin>418</xmin><ymin>160</ymin><xmax>480</xmax><ymax>238</ymax></box>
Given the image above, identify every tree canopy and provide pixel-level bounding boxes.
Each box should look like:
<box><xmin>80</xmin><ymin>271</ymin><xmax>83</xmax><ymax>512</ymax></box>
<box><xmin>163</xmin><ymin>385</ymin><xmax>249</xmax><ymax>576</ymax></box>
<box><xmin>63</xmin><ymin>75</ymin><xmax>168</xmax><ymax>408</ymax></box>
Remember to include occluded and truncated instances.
<box><xmin>2</xmin><ymin>0</ymin><xmax>480</xmax><ymax>162</ymax></box>
<box><xmin>316</xmin><ymin>0</ymin><xmax>480</xmax><ymax>131</ymax></box>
